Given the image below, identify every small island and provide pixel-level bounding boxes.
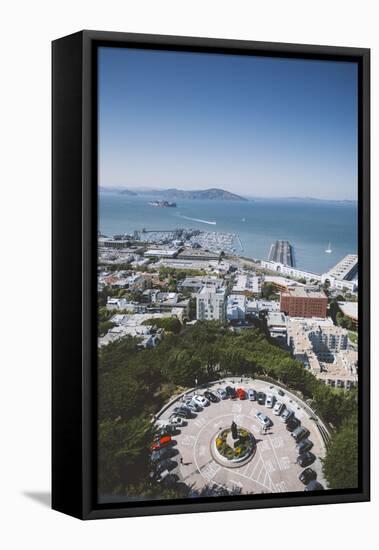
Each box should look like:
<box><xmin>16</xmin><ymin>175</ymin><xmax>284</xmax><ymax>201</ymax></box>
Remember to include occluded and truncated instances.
<box><xmin>148</xmin><ymin>200</ymin><xmax>177</xmax><ymax>208</ymax></box>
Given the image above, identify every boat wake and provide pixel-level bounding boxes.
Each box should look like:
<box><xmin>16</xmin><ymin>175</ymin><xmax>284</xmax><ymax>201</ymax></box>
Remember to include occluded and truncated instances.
<box><xmin>178</xmin><ymin>214</ymin><xmax>216</xmax><ymax>225</ymax></box>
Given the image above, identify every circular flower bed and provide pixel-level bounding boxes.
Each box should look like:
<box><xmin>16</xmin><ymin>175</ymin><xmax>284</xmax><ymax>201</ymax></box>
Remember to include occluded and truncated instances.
<box><xmin>214</xmin><ymin>426</ymin><xmax>255</xmax><ymax>464</ymax></box>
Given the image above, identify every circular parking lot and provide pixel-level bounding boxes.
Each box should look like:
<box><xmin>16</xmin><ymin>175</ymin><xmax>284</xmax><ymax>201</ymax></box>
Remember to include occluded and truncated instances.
<box><xmin>154</xmin><ymin>377</ymin><xmax>328</xmax><ymax>495</ymax></box>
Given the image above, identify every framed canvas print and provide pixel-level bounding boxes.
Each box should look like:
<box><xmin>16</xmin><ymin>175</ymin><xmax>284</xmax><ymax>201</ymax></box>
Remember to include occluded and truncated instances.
<box><xmin>52</xmin><ymin>30</ymin><xmax>370</xmax><ymax>520</ymax></box>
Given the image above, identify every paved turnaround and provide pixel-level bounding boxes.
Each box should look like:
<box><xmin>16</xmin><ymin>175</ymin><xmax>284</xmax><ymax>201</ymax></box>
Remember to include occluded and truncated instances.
<box><xmin>156</xmin><ymin>378</ymin><xmax>327</xmax><ymax>495</ymax></box>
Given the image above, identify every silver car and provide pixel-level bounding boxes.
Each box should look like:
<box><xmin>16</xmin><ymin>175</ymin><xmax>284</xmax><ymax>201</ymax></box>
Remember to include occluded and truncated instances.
<box><xmin>217</xmin><ymin>388</ymin><xmax>227</xmax><ymax>400</ymax></box>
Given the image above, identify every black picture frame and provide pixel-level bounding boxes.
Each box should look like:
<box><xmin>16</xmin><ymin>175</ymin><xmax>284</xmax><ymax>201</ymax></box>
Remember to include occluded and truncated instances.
<box><xmin>52</xmin><ymin>30</ymin><xmax>370</xmax><ymax>520</ymax></box>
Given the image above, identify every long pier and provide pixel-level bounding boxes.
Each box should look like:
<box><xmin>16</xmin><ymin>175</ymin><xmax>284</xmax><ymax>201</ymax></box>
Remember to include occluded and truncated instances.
<box><xmin>268</xmin><ymin>240</ymin><xmax>294</xmax><ymax>266</ymax></box>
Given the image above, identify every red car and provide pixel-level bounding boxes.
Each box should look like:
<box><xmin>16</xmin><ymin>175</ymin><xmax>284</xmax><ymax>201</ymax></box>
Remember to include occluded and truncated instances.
<box><xmin>236</xmin><ymin>388</ymin><xmax>247</xmax><ymax>400</ymax></box>
<box><xmin>150</xmin><ymin>435</ymin><xmax>172</xmax><ymax>452</ymax></box>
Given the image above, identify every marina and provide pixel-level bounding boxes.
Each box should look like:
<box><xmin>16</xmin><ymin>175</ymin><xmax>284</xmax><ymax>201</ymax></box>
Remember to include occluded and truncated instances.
<box><xmin>99</xmin><ymin>193</ymin><xmax>357</xmax><ymax>274</ymax></box>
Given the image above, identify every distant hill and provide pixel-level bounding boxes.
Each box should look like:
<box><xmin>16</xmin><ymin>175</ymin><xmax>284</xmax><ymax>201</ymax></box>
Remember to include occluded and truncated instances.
<box><xmin>100</xmin><ymin>186</ymin><xmax>247</xmax><ymax>201</ymax></box>
<box><xmin>141</xmin><ymin>187</ymin><xmax>247</xmax><ymax>201</ymax></box>
<box><xmin>99</xmin><ymin>186</ymin><xmax>137</xmax><ymax>195</ymax></box>
<box><xmin>119</xmin><ymin>189</ymin><xmax>137</xmax><ymax>196</ymax></box>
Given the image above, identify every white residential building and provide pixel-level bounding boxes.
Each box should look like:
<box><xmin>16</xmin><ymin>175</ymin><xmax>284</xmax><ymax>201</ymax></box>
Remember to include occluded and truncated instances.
<box><xmin>196</xmin><ymin>284</ymin><xmax>226</xmax><ymax>321</ymax></box>
<box><xmin>226</xmin><ymin>294</ymin><xmax>246</xmax><ymax>321</ymax></box>
<box><xmin>286</xmin><ymin>317</ymin><xmax>355</xmax><ymax>389</ymax></box>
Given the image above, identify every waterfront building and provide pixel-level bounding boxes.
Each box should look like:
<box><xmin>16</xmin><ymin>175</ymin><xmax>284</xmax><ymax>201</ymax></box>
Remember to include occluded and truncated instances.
<box><xmin>196</xmin><ymin>283</ymin><xmax>226</xmax><ymax>321</ymax></box>
<box><xmin>177</xmin><ymin>249</ymin><xmax>221</xmax><ymax>262</ymax></box>
<box><xmin>156</xmin><ymin>258</ymin><xmax>230</xmax><ymax>273</ymax></box>
<box><xmin>98</xmin><ymin>237</ymin><xmax>131</xmax><ymax>249</ymax></box>
<box><xmin>280</xmin><ymin>287</ymin><xmax>328</xmax><ymax>318</ymax></box>
<box><xmin>321</xmin><ymin>254</ymin><xmax>358</xmax><ymax>292</ymax></box>
<box><xmin>144</xmin><ymin>248</ymin><xmax>181</xmax><ymax>258</ymax></box>
<box><xmin>325</xmin><ymin>254</ymin><xmax>358</xmax><ymax>282</ymax></box>
<box><xmin>261</xmin><ymin>260</ymin><xmax>321</xmax><ymax>282</ymax></box>
<box><xmin>262</xmin><ymin>254</ymin><xmax>358</xmax><ymax>292</ymax></box>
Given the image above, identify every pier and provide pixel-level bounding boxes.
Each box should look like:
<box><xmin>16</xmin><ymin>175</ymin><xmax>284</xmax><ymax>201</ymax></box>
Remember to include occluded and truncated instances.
<box><xmin>268</xmin><ymin>240</ymin><xmax>294</xmax><ymax>266</ymax></box>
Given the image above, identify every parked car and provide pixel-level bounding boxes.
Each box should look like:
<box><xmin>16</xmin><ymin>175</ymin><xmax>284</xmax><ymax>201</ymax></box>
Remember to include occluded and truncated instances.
<box><xmin>265</xmin><ymin>394</ymin><xmax>275</xmax><ymax>408</ymax></box>
<box><xmin>155</xmin><ymin>471</ymin><xmax>178</xmax><ymax>485</ymax></box>
<box><xmin>225</xmin><ymin>386</ymin><xmax>237</xmax><ymax>399</ymax></box>
<box><xmin>304</xmin><ymin>480</ymin><xmax>324</xmax><ymax>491</ymax></box>
<box><xmin>155</xmin><ymin>424</ymin><xmax>177</xmax><ymax>437</ymax></box>
<box><xmin>204</xmin><ymin>391</ymin><xmax>219</xmax><ymax>403</ymax></box>
<box><xmin>255</xmin><ymin>412</ymin><xmax>272</xmax><ymax>428</ymax></box>
<box><xmin>291</xmin><ymin>426</ymin><xmax>310</xmax><ymax>442</ymax></box>
<box><xmin>278</xmin><ymin>389</ymin><xmax>285</xmax><ymax>397</ymax></box>
<box><xmin>169</xmin><ymin>415</ymin><xmax>186</xmax><ymax>427</ymax></box>
<box><xmin>286</xmin><ymin>417</ymin><xmax>301</xmax><ymax>431</ymax></box>
<box><xmin>273</xmin><ymin>401</ymin><xmax>284</xmax><ymax>416</ymax></box>
<box><xmin>236</xmin><ymin>388</ymin><xmax>247</xmax><ymax>400</ymax></box>
<box><xmin>217</xmin><ymin>387</ymin><xmax>227</xmax><ymax>400</ymax></box>
<box><xmin>257</xmin><ymin>391</ymin><xmax>266</xmax><ymax>405</ymax></box>
<box><xmin>297</xmin><ymin>439</ymin><xmax>313</xmax><ymax>453</ymax></box>
<box><xmin>150</xmin><ymin>435</ymin><xmax>172</xmax><ymax>452</ymax></box>
<box><xmin>183</xmin><ymin>397</ymin><xmax>202</xmax><ymax>412</ymax></box>
<box><xmin>299</xmin><ymin>467</ymin><xmax>317</xmax><ymax>485</ymax></box>
<box><xmin>173</xmin><ymin>405</ymin><xmax>192</xmax><ymax>418</ymax></box>
<box><xmin>152</xmin><ymin>458</ymin><xmax>177</xmax><ymax>475</ymax></box>
<box><xmin>281</xmin><ymin>408</ymin><xmax>294</xmax><ymax>423</ymax></box>
<box><xmin>150</xmin><ymin>447</ymin><xmax>176</xmax><ymax>463</ymax></box>
<box><xmin>296</xmin><ymin>452</ymin><xmax>316</xmax><ymax>468</ymax></box>
<box><xmin>193</xmin><ymin>394</ymin><xmax>209</xmax><ymax>407</ymax></box>
<box><xmin>247</xmin><ymin>388</ymin><xmax>256</xmax><ymax>401</ymax></box>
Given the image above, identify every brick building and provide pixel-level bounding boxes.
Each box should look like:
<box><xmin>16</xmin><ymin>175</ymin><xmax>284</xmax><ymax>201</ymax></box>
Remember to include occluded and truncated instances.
<box><xmin>280</xmin><ymin>287</ymin><xmax>328</xmax><ymax>318</ymax></box>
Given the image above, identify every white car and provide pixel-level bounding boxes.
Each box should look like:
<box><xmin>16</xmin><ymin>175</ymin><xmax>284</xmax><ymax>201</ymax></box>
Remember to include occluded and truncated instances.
<box><xmin>169</xmin><ymin>415</ymin><xmax>185</xmax><ymax>427</ymax></box>
<box><xmin>217</xmin><ymin>388</ymin><xmax>227</xmax><ymax>400</ymax></box>
<box><xmin>255</xmin><ymin>412</ymin><xmax>272</xmax><ymax>428</ymax></box>
<box><xmin>192</xmin><ymin>394</ymin><xmax>209</xmax><ymax>407</ymax></box>
<box><xmin>247</xmin><ymin>388</ymin><xmax>256</xmax><ymax>401</ymax></box>
<box><xmin>273</xmin><ymin>401</ymin><xmax>285</xmax><ymax>416</ymax></box>
<box><xmin>266</xmin><ymin>394</ymin><xmax>275</xmax><ymax>408</ymax></box>
<box><xmin>183</xmin><ymin>396</ymin><xmax>202</xmax><ymax>411</ymax></box>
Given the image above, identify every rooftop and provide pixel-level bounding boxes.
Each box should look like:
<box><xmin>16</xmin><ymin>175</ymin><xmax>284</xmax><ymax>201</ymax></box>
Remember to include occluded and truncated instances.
<box><xmin>198</xmin><ymin>284</ymin><xmax>226</xmax><ymax>296</ymax></box>
<box><xmin>338</xmin><ymin>301</ymin><xmax>358</xmax><ymax>321</ymax></box>
<box><xmin>281</xmin><ymin>287</ymin><xmax>327</xmax><ymax>299</ymax></box>
<box><xmin>327</xmin><ymin>254</ymin><xmax>358</xmax><ymax>281</ymax></box>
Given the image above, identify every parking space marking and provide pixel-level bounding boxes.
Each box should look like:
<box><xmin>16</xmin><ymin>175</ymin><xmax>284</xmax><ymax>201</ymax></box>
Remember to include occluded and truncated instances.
<box><xmin>193</xmin><ymin>416</ymin><xmax>207</xmax><ymax>428</ymax></box>
<box><xmin>265</xmin><ymin>460</ymin><xmax>276</xmax><ymax>474</ymax></box>
<box><xmin>198</xmin><ymin>445</ymin><xmax>207</xmax><ymax>457</ymax></box>
<box><xmin>271</xmin><ymin>436</ymin><xmax>284</xmax><ymax>449</ymax></box>
<box><xmin>279</xmin><ymin>456</ymin><xmax>291</xmax><ymax>471</ymax></box>
<box><xmin>200</xmin><ymin>461</ymin><xmax>221</xmax><ymax>482</ymax></box>
<box><xmin>275</xmin><ymin>481</ymin><xmax>288</xmax><ymax>493</ymax></box>
<box><xmin>180</xmin><ymin>435</ymin><xmax>196</xmax><ymax>447</ymax></box>
<box><xmin>259</xmin><ymin>440</ymin><xmax>271</xmax><ymax>452</ymax></box>
<box><xmin>231</xmin><ymin>403</ymin><xmax>242</xmax><ymax>413</ymax></box>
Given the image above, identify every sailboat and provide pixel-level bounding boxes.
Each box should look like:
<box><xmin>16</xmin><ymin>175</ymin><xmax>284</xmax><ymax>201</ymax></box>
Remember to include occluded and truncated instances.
<box><xmin>325</xmin><ymin>242</ymin><xmax>332</xmax><ymax>254</ymax></box>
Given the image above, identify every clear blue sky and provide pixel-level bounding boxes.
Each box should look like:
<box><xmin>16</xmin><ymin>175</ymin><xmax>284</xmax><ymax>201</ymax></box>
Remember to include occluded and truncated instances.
<box><xmin>98</xmin><ymin>47</ymin><xmax>358</xmax><ymax>200</ymax></box>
